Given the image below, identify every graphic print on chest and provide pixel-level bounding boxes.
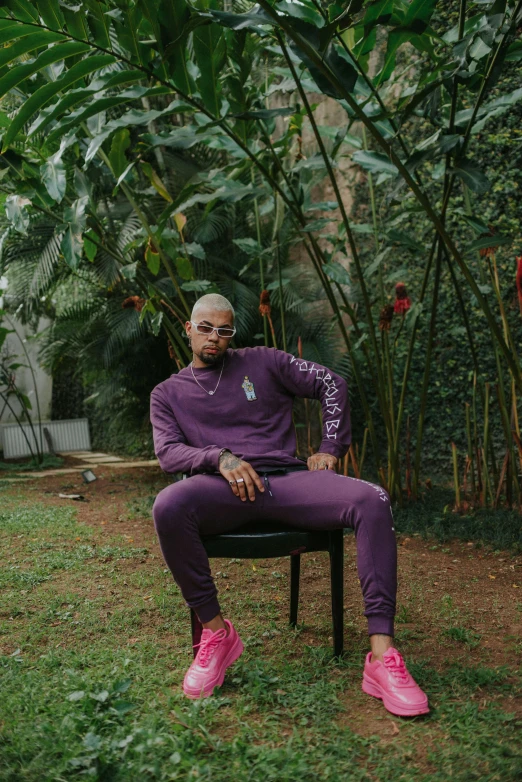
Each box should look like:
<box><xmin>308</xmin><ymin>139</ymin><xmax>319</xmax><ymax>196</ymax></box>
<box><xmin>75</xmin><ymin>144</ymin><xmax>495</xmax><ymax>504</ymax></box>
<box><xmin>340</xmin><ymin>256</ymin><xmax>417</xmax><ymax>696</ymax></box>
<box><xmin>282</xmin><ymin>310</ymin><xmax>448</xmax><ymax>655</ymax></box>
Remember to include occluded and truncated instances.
<box><xmin>242</xmin><ymin>375</ymin><xmax>257</xmax><ymax>401</ymax></box>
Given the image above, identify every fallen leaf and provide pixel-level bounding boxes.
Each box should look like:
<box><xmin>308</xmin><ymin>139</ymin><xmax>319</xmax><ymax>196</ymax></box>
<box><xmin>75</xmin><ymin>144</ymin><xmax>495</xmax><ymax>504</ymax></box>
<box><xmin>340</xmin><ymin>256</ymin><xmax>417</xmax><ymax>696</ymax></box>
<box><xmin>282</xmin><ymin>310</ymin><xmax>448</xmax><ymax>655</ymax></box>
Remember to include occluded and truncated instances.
<box><xmin>488</xmin><ymin>575</ymin><xmax>496</xmax><ymax>579</ymax></box>
<box><xmin>513</xmin><ymin>584</ymin><xmax>519</xmax><ymax>589</ymax></box>
<box><xmin>252</xmin><ymin>564</ymin><xmax>257</xmax><ymax>571</ymax></box>
<box><xmin>390</xmin><ymin>721</ymin><xmax>400</xmax><ymax>736</ymax></box>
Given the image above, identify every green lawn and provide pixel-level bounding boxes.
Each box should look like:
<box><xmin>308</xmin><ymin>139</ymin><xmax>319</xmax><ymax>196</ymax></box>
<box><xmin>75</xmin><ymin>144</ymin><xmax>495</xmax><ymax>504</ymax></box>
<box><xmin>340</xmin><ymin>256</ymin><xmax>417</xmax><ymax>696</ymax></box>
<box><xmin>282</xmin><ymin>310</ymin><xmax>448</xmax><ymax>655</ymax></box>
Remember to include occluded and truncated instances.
<box><xmin>0</xmin><ymin>485</ymin><xmax>521</xmax><ymax>781</ymax></box>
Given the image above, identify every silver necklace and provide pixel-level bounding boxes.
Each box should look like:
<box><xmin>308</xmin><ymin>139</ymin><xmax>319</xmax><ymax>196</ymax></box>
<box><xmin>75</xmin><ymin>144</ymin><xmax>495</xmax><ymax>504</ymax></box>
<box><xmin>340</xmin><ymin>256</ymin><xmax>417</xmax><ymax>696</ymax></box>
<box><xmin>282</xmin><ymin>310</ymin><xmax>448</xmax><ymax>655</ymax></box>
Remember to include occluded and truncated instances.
<box><xmin>190</xmin><ymin>356</ymin><xmax>226</xmax><ymax>396</ymax></box>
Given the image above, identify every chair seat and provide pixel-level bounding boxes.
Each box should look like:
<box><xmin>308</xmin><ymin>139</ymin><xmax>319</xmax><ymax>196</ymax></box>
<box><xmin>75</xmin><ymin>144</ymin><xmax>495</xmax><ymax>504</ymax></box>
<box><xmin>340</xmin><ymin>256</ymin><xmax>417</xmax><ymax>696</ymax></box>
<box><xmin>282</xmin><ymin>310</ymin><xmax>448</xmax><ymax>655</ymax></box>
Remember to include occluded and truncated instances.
<box><xmin>192</xmin><ymin>522</ymin><xmax>345</xmax><ymax>657</ymax></box>
<box><xmin>201</xmin><ymin>521</ymin><xmax>335</xmax><ymax>559</ymax></box>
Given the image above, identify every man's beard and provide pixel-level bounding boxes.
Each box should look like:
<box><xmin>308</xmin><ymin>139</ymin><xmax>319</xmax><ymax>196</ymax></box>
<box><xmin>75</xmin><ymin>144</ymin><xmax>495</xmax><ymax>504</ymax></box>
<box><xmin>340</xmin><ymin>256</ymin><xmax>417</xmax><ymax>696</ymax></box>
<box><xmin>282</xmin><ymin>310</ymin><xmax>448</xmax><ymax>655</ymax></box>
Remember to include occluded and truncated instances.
<box><xmin>196</xmin><ymin>348</ymin><xmax>223</xmax><ymax>366</ymax></box>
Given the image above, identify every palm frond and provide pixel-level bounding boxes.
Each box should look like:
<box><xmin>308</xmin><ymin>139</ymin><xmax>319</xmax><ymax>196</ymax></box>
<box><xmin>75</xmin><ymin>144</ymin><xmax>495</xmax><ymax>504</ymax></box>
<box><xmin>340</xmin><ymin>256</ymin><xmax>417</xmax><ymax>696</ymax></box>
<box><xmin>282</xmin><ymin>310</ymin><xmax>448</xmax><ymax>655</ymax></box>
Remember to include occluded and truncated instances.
<box><xmin>189</xmin><ymin>205</ymin><xmax>234</xmax><ymax>244</ymax></box>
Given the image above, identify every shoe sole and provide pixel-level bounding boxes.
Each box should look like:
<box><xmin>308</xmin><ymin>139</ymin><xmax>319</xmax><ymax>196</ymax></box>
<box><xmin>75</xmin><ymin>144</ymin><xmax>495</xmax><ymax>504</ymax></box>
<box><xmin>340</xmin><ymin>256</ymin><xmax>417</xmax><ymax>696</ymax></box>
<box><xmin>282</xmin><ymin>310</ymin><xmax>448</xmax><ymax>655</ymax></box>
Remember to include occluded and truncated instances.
<box><xmin>362</xmin><ymin>675</ymin><xmax>430</xmax><ymax>717</ymax></box>
<box><xmin>184</xmin><ymin>635</ymin><xmax>244</xmax><ymax>699</ymax></box>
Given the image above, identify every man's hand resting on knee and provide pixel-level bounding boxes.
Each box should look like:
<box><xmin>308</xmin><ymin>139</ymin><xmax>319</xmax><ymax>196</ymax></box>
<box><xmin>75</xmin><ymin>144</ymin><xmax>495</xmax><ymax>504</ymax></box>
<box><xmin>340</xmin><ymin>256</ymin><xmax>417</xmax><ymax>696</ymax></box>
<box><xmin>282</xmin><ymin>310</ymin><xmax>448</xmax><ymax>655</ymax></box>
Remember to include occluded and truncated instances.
<box><xmin>307</xmin><ymin>453</ymin><xmax>338</xmax><ymax>471</ymax></box>
<box><xmin>219</xmin><ymin>450</ymin><xmax>265</xmax><ymax>502</ymax></box>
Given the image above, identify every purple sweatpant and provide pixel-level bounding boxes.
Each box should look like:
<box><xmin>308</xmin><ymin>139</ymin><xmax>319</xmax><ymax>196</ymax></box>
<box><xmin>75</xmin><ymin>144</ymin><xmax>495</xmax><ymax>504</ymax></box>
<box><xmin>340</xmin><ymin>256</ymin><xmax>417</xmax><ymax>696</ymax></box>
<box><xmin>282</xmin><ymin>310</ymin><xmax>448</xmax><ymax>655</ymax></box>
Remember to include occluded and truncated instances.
<box><xmin>152</xmin><ymin>470</ymin><xmax>397</xmax><ymax>637</ymax></box>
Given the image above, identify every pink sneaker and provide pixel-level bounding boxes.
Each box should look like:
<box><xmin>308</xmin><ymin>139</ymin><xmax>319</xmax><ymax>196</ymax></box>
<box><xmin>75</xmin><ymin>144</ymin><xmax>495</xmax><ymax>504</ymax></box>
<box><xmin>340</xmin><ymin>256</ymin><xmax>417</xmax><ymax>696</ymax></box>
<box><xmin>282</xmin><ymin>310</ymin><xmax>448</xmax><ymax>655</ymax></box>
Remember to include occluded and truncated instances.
<box><xmin>183</xmin><ymin>619</ymin><xmax>244</xmax><ymax>699</ymax></box>
<box><xmin>362</xmin><ymin>647</ymin><xmax>429</xmax><ymax>717</ymax></box>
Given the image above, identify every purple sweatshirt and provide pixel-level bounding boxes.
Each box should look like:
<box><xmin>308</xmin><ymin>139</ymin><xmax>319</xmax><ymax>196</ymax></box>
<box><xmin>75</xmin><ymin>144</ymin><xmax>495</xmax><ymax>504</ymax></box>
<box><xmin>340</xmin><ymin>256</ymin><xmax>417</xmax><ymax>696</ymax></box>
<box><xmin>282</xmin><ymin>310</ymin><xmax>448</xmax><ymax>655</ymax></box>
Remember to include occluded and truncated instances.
<box><xmin>150</xmin><ymin>346</ymin><xmax>351</xmax><ymax>475</ymax></box>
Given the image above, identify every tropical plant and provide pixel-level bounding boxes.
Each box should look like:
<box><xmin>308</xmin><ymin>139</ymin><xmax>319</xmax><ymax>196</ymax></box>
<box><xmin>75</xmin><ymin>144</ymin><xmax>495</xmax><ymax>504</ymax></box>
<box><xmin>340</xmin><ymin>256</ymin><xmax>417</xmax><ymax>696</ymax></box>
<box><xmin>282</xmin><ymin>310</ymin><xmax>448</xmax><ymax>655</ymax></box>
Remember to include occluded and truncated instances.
<box><xmin>0</xmin><ymin>144</ymin><xmax>339</xmax><ymax>453</ymax></box>
<box><xmin>0</xmin><ymin>0</ymin><xmax>520</xmax><ymax>500</ymax></box>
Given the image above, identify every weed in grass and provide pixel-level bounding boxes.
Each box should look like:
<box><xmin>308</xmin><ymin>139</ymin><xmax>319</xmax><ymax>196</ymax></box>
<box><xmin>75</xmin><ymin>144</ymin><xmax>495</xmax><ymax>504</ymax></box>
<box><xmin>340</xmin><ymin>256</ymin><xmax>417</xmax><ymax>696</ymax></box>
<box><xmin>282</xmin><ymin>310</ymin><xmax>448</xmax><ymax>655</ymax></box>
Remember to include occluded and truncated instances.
<box><xmin>442</xmin><ymin>627</ymin><xmax>482</xmax><ymax>648</ymax></box>
<box><xmin>125</xmin><ymin>495</ymin><xmax>156</xmax><ymax>521</ymax></box>
<box><xmin>436</xmin><ymin>594</ymin><xmax>461</xmax><ymax>623</ymax></box>
<box><xmin>0</xmin><ymin>455</ymin><xmax>64</xmax><ymax>472</ymax></box>
<box><xmin>395</xmin><ymin>604</ymin><xmax>413</xmax><ymax>623</ymax></box>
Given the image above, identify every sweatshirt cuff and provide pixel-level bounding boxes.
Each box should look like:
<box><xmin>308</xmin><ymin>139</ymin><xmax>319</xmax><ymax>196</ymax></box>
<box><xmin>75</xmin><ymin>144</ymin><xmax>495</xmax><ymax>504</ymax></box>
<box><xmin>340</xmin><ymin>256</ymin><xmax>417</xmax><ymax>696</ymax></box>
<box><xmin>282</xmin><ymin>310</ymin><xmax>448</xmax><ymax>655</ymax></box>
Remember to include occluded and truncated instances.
<box><xmin>190</xmin><ymin>446</ymin><xmax>225</xmax><ymax>475</ymax></box>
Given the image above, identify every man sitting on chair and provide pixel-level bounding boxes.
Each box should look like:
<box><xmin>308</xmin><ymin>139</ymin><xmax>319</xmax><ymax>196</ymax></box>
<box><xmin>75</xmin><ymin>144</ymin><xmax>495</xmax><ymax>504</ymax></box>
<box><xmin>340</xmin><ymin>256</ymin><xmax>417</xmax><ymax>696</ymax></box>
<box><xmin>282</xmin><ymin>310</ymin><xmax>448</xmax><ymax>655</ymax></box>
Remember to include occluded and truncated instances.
<box><xmin>150</xmin><ymin>293</ymin><xmax>429</xmax><ymax>716</ymax></box>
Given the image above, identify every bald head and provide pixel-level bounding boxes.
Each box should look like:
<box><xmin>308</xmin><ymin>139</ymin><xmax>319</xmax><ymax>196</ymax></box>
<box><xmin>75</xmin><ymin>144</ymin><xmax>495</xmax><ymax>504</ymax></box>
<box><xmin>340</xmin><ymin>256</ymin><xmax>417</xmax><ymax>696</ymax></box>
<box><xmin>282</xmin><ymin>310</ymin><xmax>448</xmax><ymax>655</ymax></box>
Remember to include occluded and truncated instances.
<box><xmin>191</xmin><ymin>294</ymin><xmax>235</xmax><ymax>322</ymax></box>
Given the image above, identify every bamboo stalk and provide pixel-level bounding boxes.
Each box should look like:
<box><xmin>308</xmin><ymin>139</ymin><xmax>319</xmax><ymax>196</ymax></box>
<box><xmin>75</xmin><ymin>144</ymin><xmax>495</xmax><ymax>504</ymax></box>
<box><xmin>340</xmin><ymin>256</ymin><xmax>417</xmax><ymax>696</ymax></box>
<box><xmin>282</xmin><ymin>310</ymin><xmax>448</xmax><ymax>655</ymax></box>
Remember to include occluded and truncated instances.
<box><xmin>406</xmin><ymin>415</ymin><xmax>412</xmax><ymax>500</ymax></box>
<box><xmin>495</xmin><ymin>380</ymin><xmax>518</xmax><ymax>507</ymax></box>
<box><xmin>511</xmin><ymin>385</ymin><xmax>522</xmax><ymax>502</ymax></box>
<box><xmin>394</xmin><ymin>234</ymin><xmax>437</xmax><ymax>449</ymax></box>
<box><xmin>413</xmin><ymin>241</ymin><xmax>443</xmax><ymax>496</ymax></box>
<box><xmin>266</xmin><ymin>311</ymin><xmax>278</xmax><ymax>350</ymax></box>
<box><xmin>495</xmin><ymin>452</ymin><xmax>509</xmax><ymax>509</ymax></box>
<box><xmin>349</xmin><ymin>444</ymin><xmax>360</xmax><ymax>479</ymax></box>
<box><xmin>465</xmin><ymin>402</ymin><xmax>476</xmax><ymax>500</ymax></box>
<box><xmin>360</xmin><ymin>428</ymin><xmax>368</xmax><ymax>478</ymax></box>
<box><xmin>462</xmin><ymin>456</ymin><xmax>470</xmax><ymax>503</ymax></box>
<box><xmin>252</xmin><ymin>169</ymin><xmax>268</xmax><ymax>347</ymax></box>
<box><xmin>472</xmin><ymin>372</ymin><xmax>482</xmax><ymax>503</ymax></box>
<box><xmin>452</xmin><ymin>442</ymin><xmax>461</xmax><ymax>511</ymax></box>
<box><xmin>482</xmin><ymin>383</ymin><xmax>492</xmax><ymax>508</ymax></box>
<box><xmin>275</xmin><ymin>233</ymin><xmax>287</xmax><ymax>352</ymax></box>
<box><xmin>511</xmin><ymin>432</ymin><xmax>522</xmax><ymax>508</ymax></box>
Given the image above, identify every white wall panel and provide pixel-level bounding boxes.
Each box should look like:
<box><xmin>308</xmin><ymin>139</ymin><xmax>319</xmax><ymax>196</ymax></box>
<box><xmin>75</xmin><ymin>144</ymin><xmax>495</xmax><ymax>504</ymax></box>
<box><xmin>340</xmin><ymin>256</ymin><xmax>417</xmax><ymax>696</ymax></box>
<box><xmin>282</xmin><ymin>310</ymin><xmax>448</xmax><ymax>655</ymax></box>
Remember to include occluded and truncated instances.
<box><xmin>1</xmin><ymin>418</ymin><xmax>91</xmax><ymax>459</ymax></box>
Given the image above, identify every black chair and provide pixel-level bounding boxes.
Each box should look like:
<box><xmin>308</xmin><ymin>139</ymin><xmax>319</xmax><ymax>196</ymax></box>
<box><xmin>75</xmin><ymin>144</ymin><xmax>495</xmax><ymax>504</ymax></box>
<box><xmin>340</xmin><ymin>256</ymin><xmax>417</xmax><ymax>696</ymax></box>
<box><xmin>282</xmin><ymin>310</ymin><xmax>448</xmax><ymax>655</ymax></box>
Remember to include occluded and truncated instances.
<box><xmin>190</xmin><ymin>523</ymin><xmax>344</xmax><ymax>657</ymax></box>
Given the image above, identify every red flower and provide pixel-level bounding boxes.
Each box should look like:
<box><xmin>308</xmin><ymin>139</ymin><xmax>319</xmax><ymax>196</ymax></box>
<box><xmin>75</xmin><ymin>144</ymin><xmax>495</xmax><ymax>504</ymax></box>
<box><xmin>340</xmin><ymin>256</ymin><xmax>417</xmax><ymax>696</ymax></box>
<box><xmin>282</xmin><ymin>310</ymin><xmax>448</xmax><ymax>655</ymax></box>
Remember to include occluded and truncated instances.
<box><xmin>516</xmin><ymin>256</ymin><xmax>522</xmax><ymax>315</ymax></box>
<box><xmin>259</xmin><ymin>289</ymin><xmax>271</xmax><ymax>317</ymax></box>
<box><xmin>393</xmin><ymin>282</ymin><xmax>411</xmax><ymax>315</ymax></box>
<box><xmin>479</xmin><ymin>225</ymin><xmax>498</xmax><ymax>258</ymax></box>
<box><xmin>122</xmin><ymin>295</ymin><xmax>146</xmax><ymax>312</ymax></box>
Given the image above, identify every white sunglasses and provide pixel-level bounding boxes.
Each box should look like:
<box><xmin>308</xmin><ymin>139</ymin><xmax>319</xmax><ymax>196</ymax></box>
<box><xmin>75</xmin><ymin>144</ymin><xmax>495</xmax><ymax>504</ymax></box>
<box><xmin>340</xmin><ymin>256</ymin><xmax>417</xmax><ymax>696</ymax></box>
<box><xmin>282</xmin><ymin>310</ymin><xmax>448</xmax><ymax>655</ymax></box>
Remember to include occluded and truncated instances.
<box><xmin>190</xmin><ymin>321</ymin><xmax>236</xmax><ymax>339</ymax></box>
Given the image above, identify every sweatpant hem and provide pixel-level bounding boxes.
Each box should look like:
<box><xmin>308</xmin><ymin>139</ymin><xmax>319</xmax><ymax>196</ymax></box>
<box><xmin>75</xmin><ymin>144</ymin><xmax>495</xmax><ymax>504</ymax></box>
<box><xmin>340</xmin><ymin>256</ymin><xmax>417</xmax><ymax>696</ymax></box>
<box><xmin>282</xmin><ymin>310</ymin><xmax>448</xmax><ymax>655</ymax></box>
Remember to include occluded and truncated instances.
<box><xmin>367</xmin><ymin>616</ymin><xmax>395</xmax><ymax>637</ymax></box>
<box><xmin>192</xmin><ymin>596</ymin><xmax>221</xmax><ymax>624</ymax></box>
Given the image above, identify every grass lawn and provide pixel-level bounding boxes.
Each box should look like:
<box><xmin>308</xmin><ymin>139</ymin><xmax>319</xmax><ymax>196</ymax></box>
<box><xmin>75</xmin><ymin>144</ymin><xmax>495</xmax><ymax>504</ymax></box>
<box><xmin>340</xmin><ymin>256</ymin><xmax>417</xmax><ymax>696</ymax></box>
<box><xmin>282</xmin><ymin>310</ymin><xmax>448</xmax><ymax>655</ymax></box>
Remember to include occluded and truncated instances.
<box><xmin>1</xmin><ymin>467</ymin><xmax>521</xmax><ymax>781</ymax></box>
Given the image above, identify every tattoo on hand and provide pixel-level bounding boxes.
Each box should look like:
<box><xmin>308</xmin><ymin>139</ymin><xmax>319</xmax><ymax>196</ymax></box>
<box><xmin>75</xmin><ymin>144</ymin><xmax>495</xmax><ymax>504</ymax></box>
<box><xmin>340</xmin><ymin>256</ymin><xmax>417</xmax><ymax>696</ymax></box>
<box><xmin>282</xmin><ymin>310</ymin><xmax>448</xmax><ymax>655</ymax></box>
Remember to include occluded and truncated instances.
<box><xmin>219</xmin><ymin>451</ymin><xmax>242</xmax><ymax>470</ymax></box>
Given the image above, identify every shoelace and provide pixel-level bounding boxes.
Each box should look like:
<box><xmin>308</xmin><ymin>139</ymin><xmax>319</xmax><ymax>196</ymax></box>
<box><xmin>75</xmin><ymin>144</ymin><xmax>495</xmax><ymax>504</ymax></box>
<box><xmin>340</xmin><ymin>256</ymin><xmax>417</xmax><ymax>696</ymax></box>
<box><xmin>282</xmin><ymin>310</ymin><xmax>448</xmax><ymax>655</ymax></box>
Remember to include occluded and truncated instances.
<box><xmin>383</xmin><ymin>651</ymin><xmax>409</xmax><ymax>683</ymax></box>
<box><xmin>193</xmin><ymin>629</ymin><xmax>227</xmax><ymax>668</ymax></box>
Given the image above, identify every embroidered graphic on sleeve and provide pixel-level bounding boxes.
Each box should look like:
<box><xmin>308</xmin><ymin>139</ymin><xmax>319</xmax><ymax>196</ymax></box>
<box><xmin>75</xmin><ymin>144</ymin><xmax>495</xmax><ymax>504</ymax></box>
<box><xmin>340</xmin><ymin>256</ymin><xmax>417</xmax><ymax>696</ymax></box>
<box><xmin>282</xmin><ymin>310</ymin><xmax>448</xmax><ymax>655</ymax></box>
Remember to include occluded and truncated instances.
<box><xmin>242</xmin><ymin>376</ymin><xmax>257</xmax><ymax>401</ymax></box>
<box><xmin>288</xmin><ymin>355</ymin><xmax>343</xmax><ymax>441</ymax></box>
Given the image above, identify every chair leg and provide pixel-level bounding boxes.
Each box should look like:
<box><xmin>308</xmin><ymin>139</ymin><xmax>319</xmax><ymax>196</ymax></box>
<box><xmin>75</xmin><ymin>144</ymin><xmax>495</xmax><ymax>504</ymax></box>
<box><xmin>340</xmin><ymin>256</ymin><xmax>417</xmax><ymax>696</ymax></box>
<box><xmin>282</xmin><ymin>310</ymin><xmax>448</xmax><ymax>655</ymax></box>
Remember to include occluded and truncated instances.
<box><xmin>289</xmin><ymin>553</ymin><xmax>301</xmax><ymax>627</ymax></box>
<box><xmin>329</xmin><ymin>530</ymin><xmax>344</xmax><ymax>657</ymax></box>
<box><xmin>190</xmin><ymin>608</ymin><xmax>202</xmax><ymax>658</ymax></box>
